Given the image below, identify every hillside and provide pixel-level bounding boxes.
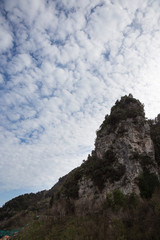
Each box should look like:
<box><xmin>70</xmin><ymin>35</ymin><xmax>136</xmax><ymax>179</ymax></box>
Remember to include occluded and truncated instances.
<box><xmin>0</xmin><ymin>175</ymin><xmax>68</xmax><ymax>230</ymax></box>
<box><xmin>1</xmin><ymin>94</ymin><xmax>160</xmax><ymax>240</ymax></box>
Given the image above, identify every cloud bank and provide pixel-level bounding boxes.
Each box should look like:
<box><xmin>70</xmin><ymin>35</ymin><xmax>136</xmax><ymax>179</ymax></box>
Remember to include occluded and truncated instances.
<box><xmin>0</xmin><ymin>0</ymin><xmax>160</xmax><ymax>203</ymax></box>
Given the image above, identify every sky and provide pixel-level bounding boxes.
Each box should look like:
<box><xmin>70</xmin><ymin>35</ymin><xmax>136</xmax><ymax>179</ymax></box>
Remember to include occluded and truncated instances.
<box><xmin>0</xmin><ymin>0</ymin><xmax>160</xmax><ymax>207</ymax></box>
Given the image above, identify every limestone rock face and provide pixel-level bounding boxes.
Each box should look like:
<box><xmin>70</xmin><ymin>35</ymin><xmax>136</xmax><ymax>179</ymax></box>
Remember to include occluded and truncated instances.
<box><xmin>95</xmin><ymin>117</ymin><xmax>157</xmax><ymax>192</ymax></box>
<box><xmin>51</xmin><ymin>95</ymin><xmax>159</xmax><ymax>216</ymax></box>
<box><xmin>73</xmin><ymin>116</ymin><xmax>157</xmax><ymax>215</ymax></box>
<box><xmin>95</xmin><ymin>118</ymin><xmax>154</xmax><ymax>159</ymax></box>
<box><xmin>73</xmin><ymin>96</ymin><xmax>158</xmax><ymax>214</ymax></box>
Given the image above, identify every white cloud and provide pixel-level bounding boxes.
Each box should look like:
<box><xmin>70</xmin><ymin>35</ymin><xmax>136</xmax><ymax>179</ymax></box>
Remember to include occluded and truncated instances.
<box><xmin>1</xmin><ymin>0</ymin><xmax>160</xmax><ymax>201</ymax></box>
<box><xmin>7</xmin><ymin>54</ymin><xmax>32</xmax><ymax>74</ymax></box>
<box><xmin>0</xmin><ymin>15</ymin><xmax>13</xmax><ymax>53</ymax></box>
<box><xmin>0</xmin><ymin>74</ymin><xmax>4</xmax><ymax>84</ymax></box>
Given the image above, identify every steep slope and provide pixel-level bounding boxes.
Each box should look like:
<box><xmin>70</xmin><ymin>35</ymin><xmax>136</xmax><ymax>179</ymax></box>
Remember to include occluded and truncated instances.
<box><xmin>95</xmin><ymin>95</ymin><xmax>157</xmax><ymax>195</ymax></box>
<box><xmin>50</xmin><ymin>95</ymin><xmax>160</xmax><ymax>216</ymax></box>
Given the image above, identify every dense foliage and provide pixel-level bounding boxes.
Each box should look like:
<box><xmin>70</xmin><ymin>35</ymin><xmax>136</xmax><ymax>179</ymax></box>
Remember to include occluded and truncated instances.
<box><xmin>138</xmin><ymin>170</ymin><xmax>160</xmax><ymax>199</ymax></box>
<box><xmin>61</xmin><ymin>167</ymin><xmax>83</xmax><ymax>199</ymax></box>
<box><xmin>0</xmin><ymin>192</ymin><xmax>46</xmax><ymax>222</ymax></box>
<box><xmin>106</xmin><ymin>189</ymin><xmax>138</xmax><ymax>210</ymax></box>
<box><xmin>83</xmin><ymin>152</ymin><xmax>126</xmax><ymax>191</ymax></box>
<box><xmin>130</xmin><ymin>152</ymin><xmax>155</xmax><ymax>170</ymax></box>
<box><xmin>99</xmin><ymin>95</ymin><xmax>145</xmax><ymax>131</ymax></box>
<box><xmin>14</xmin><ymin>190</ymin><xmax>160</xmax><ymax>240</ymax></box>
<box><xmin>56</xmin><ymin>150</ymin><xmax>126</xmax><ymax>200</ymax></box>
<box><xmin>150</xmin><ymin>114</ymin><xmax>160</xmax><ymax>165</ymax></box>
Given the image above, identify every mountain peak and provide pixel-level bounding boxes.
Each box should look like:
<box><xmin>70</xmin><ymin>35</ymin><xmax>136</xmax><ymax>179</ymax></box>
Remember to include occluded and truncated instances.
<box><xmin>48</xmin><ymin>95</ymin><xmax>159</xmax><ymax>216</ymax></box>
<box><xmin>99</xmin><ymin>94</ymin><xmax>145</xmax><ymax>133</ymax></box>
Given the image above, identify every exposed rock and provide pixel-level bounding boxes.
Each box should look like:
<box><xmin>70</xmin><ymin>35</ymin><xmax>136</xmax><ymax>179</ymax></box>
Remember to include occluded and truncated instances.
<box><xmin>51</xmin><ymin>95</ymin><xmax>159</xmax><ymax>216</ymax></box>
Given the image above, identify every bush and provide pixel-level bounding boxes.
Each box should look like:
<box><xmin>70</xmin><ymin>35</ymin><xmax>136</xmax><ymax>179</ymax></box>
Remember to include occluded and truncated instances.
<box><xmin>106</xmin><ymin>189</ymin><xmax>127</xmax><ymax>210</ymax></box>
<box><xmin>110</xmin><ymin>165</ymin><xmax>126</xmax><ymax>183</ymax></box>
<box><xmin>62</xmin><ymin>167</ymin><xmax>83</xmax><ymax>199</ymax></box>
<box><xmin>82</xmin><ymin>152</ymin><xmax>126</xmax><ymax>191</ymax></box>
<box><xmin>106</xmin><ymin>191</ymin><xmax>139</xmax><ymax>211</ymax></box>
<box><xmin>98</xmin><ymin>95</ymin><xmax>145</xmax><ymax>132</ymax></box>
<box><xmin>139</xmin><ymin>155</ymin><xmax>155</xmax><ymax>169</ymax></box>
<box><xmin>113</xmin><ymin>189</ymin><xmax>126</xmax><ymax>207</ymax></box>
<box><xmin>131</xmin><ymin>152</ymin><xmax>155</xmax><ymax>169</ymax></box>
<box><xmin>150</xmin><ymin>115</ymin><xmax>160</xmax><ymax>165</ymax></box>
<box><xmin>126</xmin><ymin>193</ymin><xmax>139</xmax><ymax>208</ymax></box>
<box><xmin>59</xmin><ymin>150</ymin><xmax>126</xmax><ymax>199</ymax></box>
<box><xmin>138</xmin><ymin>170</ymin><xmax>160</xmax><ymax>199</ymax></box>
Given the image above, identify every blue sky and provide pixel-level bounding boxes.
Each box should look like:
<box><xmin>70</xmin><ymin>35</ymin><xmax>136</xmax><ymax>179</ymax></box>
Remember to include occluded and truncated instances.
<box><xmin>1</xmin><ymin>0</ymin><xmax>160</xmax><ymax>207</ymax></box>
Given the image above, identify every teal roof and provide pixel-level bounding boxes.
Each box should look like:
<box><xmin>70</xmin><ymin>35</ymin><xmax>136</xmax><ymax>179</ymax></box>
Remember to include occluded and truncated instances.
<box><xmin>0</xmin><ymin>229</ymin><xmax>20</xmax><ymax>237</ymax></box>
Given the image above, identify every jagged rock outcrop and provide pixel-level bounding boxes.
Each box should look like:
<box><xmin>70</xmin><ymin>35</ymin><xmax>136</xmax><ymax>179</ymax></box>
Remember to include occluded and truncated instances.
<box><xmin>51</xmin><ymin>95</ymin><xmax>160</xmax><ymax>216</ymax></box>
<box><xmin>95</xmin><ymin>105</ymin><xmax>157</xmax><ymax>196</ymax></box>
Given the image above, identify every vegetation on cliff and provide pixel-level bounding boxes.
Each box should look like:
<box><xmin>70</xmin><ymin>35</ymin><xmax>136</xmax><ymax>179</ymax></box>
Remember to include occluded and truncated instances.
<box><xmin>14</xmin><ymin>190</ymin><xmax>160</xmax><ymax>240</ymax></box>
<box><xmin>98</xmin><ymin>94</ymin><xmax>145</xmax><ymax>132</ymax></box>
<box><xmin>52</xmin><ymin>150</ymin><xmax>126</xmax><ymax>202</ymax></box>
<box><xmin>1</xmin><ymin>95</ymin><xmax>160</xmax><ymax>240</ymax></box>
<box><xmin>150</xmin><ymin>114</ymin><xmax>160</xmax><ymax>165</ymax></box>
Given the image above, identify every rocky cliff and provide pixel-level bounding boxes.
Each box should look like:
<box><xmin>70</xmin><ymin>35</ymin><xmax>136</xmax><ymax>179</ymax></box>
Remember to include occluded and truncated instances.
<box><xmin>50</xmin><ymin>95</ymin><xmax>160</xmax><ymax>216</ymax></box>
<box><xmin>95</xmin><ymin>95</ymin><xmax>157</xmax><ymax>195</ymax></box>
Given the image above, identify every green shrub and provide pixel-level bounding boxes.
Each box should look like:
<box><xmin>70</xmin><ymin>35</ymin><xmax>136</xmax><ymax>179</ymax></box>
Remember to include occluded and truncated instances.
<box><xmin>59</xmin><ymin>150</ymin><xmax>126</xmax><ymax>199</ymax></box>
<box><xmin>113</xmin><ymin>189</ymin><xmax>126</xmax><ymax>207</ymax></box>
<box><xmin>62</xmin><ymin>167</ymin><xmax>83</xmax><ymax>199</ymax></box>
<box><xmin>106</xmin><ymin>189</ymin><xmax>126</xmax><ymax>209</ymax></box>
<box><xmin>82</xmin><ymin>152</ymin><xmax>126</xmax><ymax>191</ymax></box>
<box><xmin>103</xmin><ymin>149</ymin><xmax>117</xmax><ymax>163</ymax></box>
<box><xmin>138</xmin><ymin>170</ymin><xmax>160</xmax><ymax>199</ymax></box>
<box><xmin>150</xmin><ymin>115</ymin><xmax>160</xmax><ymax>165</ymax></box>
<box><xmin>110</xmin><ymin>165</ymin><xmax>126</xmax><ymax>183</ymax></box>
<box><xmin>131</xmin><ymin>152</ymin><xmax>155</xmax><ymax>169</ymax></box>
<box><xmin>106</xmin><ymin>191</ymin><xmax>139</xmax><ymax>211</ymax></box>
<box><xmin>98</xmin><ymin>95</ymin><xmax>145</xmax><ymax>132</ymax></box>
<box><xmin>126</xmin><ymin>193</ymin><xmax>139</xmax><ymax>208</ymax></box>
<box><xmin>139</xmin><ymin>155</ymin><xmax>155</xmax><ymax>169</ymax></box>
<box><xmin>82</xmin><ymin>156</ymin><xmax>109</xmax><ymax>191</ymax></box>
